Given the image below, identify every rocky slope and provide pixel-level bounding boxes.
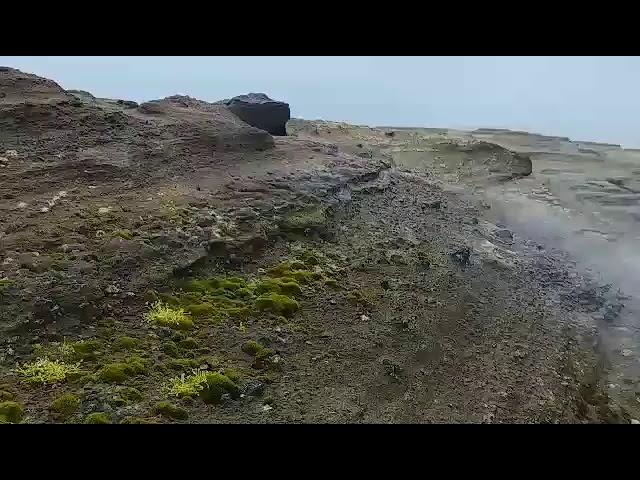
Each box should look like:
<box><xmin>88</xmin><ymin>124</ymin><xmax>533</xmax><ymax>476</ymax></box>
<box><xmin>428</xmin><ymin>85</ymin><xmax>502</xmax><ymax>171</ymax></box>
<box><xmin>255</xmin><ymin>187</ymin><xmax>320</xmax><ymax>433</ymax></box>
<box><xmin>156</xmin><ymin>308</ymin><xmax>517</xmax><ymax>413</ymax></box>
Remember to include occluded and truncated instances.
<box><xmin>0</xmin><ymin>67</ymin><xmax>629</xmax><ymax>424</ymax></box>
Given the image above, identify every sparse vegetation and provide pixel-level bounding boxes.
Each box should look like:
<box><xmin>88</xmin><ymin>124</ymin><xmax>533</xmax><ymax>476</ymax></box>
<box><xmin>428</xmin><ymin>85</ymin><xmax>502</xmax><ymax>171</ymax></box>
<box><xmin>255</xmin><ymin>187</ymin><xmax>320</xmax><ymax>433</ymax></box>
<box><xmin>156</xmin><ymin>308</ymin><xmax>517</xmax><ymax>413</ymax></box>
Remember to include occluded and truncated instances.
<box><xmin>242</xmin><ymin>340</ymin><xmax>274</xmax><ymax>369</ymax></box>
<box><xmin>144</xmin><ymin>302</ymin><xmax>193</xmax><ymax>329</ymax></box>
<box><xmin>17</xmin><ymin>358</ymin><xmax>81</xmax><ymax>384</ymax></box>
<box><xmin>167</xmin><ymin>369</ymin><xmax>209</xmax><ymax>397</ymax></box>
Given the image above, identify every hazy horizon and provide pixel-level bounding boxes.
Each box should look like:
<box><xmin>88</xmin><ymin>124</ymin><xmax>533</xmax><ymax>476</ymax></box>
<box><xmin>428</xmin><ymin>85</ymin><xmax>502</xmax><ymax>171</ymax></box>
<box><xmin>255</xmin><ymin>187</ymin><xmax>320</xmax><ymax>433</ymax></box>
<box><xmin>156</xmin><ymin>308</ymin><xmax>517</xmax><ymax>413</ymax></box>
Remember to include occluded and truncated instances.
<box><xmin>2</xmin><ymin>56</ymin><xmax>639</xmax><ymax>148</ymax></box>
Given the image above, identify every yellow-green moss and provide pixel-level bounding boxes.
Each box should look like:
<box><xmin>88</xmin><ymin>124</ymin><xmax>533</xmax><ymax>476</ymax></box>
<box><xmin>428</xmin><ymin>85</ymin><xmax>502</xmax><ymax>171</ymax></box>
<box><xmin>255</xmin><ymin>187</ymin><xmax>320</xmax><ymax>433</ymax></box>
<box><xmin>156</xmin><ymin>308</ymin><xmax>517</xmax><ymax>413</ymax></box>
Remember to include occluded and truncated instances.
<box><xmin>124</xmin><ymin>355</ymin><xmax>148</xmax><ymax>374</ymax></box>
<box><xmin>144</xmin><ymin>302</ymin><xmax>193</xmax><ymax>330</ymax></box>
<box><xmin>241</xmin><ymin>341</ymin><xmax>274</xmax><ymax>369</ymax></box>
<box><xmin>153</xmin><ymin>401</ymin><xmax>188</xmax><ymax>420</ymax></box>
<box><xmin>254</xmin><ymin>293</ymin><xmax>299</xmax><ymax>317</ymax></box>
<box><xmin>178</xmin><ymin>337</ymin><xmax>198</xmax><ymax>350</ymax></box>
<box><xmin>157</xmin><ymin>293</ymin><xmax>182</xmax><ymax>306</ymax></box>
<box><xmin>299</xmin><ymin>250</ymin><xmax>321</xmax><ymax>266</ymax></box>
<box><xmin>219</xmin><ymin>277</ymin><xmax>246</xmax><ymax>291</ymax></box>
<box><xmin>280</xmin><ymin>207</ymin><xmax>327</xmax><ymax>232</ymax></box>
<box><xmin>108</xmin><ymin>386</ymin><xmax>143</xmax><ymax>407</ymax></box>
<box><xmin>324</xmin><ymin>278</ymin><xmax>339</xmax><ymax>288</ymax></box>
<box><xmin>84</xmin><ymin>412</ymin><xmax>110</xmax><ymax>424</ymax></box>
<box><xmin>199</xmin><ymin>372</ymin><xmax>239</xmax><ymax>404</ymax></box>
<box><xmin>51</xmin><ymin>393</ymin><xmax>80</xmax><ymax>418</ymax></box>
<box><xmin>167</xmin><ymin>369</ymin><xmax>209</xmax><ymax>397</ymax></box>
<box><xmin>17</xmin><ymin>358</ymin><xmax>81</xmax><ymax>385</ymax></box>
<box><xmin>72</xmin><ymin>339</ymin><xmax>101</xmax><ymax>357</ymax></box>
<box><xmin>161</xmin><ymin>341</ymin><xmax>180</xmax><ymax>357</ymax></box>
<box><xmin>0</xmin><ymin>401</ymin><xmax>24</xmax><ymax>423</ymax></box>
<box><xmin>120</xmin><ymin>416</ymin><xmax>155</xmax><ymax>424</ymax></box>
<box><xmin>98</xmin><ymin>357</ymin><xmax>146</xmax><ymax>383</ymax></box>
<box><xmin>235</xmin><ymin>287</ymin><xmax>254</xmax><ymax>300</ymax></box>
<box><xmin>347</xmin><ymin>289</ymin><xmax>374</xmax><ymax>306</ymax></box>
<box><xmin>253</xmin><ymin>278</ymin><xmax>301</xmax><ymax>296</ymax></box>
<box><xmin>0</xmin><ymin>390</ymin><xmax>15</xmax><ymax>401</ymax></box>
<box><xmin>184</xmin><ymin>303</ymin><xmax>214</xmax><ymax>317</ymax></box>
<box><xmin>182</xmin><ymin>278</ymin><xmax>220</xmax><ymax>292</ymax></box>
<box><xmin>223</xmin><ymin>367</ymin><xmax>242</xmax><ymax>384</ymax></box>
<box><xmin>112</xmin><ymin>229</ymin><xmax>134</xmax><ymax>240</ymax></box>
<box><xmin>114</xmin><ymin>336</ymin><xmax>139</xmax><ymax>351</ymax></box>
<box><xmin>166</xmin><ymin>358</ymin><xmax>200</xmax><ymax>371</ymax></box>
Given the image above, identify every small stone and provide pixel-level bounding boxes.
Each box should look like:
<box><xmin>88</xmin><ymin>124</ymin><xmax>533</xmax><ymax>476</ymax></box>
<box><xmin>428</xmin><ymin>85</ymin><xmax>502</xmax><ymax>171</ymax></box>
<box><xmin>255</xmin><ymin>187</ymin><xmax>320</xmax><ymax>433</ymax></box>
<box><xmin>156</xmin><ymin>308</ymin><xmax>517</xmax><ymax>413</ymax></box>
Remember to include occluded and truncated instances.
<box><xmin>305</xmin><ymin>340</ymin><xmax>312</xmax><ymax>345</ymax></box>
<box><xmin>16</xmin><ymin>202</ymin><xmax>27</xmax><ymax>209</ymax></box>
<box><xmin>361</xmin><ymin>314</ymin><xmax>370</xmax><ymax>321</ymax></box>
<box><xmin>97</xmin><ymin>207</ymin><xmax>112</xmax><ymax>215</ymax></box>
<box><xmin>329</xmin><ymin>299</ymin><xmax>336</xmax><ymax>305</ymax></box>
<box><xmin>631</xmin><ymin>419</ymin><xmax>640</xmax><ymax>424</ymax></box>
<box><xmin>0</xmin><ymin>156</ymin><xmax>9</xmax><ymax>164</ymax></box>
<box><xmin>5</xmin><ymin>150</ymin><xmax>18</xmax><ymax>158</ymax></box>
<box><xmin>262</xmin><ymin>404</ymin><xmax>273</xmax><ymax>412</ymax></box>
<box><xmin>495</xmin><ymin>228</ymin><xmax>513</xmax><ymax>242</ymax></box>
<box><xmin>105</xmin><ymin>284</ymin><xmax>121</xmax><ymax>295</ymax></box>
<box><xmin>622</xmin><ymin>349</ymin><xmax>633</xmax><ymax>357</ymax></box>
<box><xmin>244</xmin><ymin>382</ymin><xmax>265</xmax><ymax>397</ymax></box>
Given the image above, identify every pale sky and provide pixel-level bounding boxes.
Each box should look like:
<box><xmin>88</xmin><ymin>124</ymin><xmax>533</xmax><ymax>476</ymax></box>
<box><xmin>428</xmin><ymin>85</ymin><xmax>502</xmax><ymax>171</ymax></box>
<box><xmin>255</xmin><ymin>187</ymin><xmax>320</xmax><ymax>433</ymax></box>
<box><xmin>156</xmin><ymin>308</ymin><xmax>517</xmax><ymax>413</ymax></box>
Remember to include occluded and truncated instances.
<box><xmin>2</xmin><ymin>56</ymin><xmax>639</xmax><ymax>147</ymax></box>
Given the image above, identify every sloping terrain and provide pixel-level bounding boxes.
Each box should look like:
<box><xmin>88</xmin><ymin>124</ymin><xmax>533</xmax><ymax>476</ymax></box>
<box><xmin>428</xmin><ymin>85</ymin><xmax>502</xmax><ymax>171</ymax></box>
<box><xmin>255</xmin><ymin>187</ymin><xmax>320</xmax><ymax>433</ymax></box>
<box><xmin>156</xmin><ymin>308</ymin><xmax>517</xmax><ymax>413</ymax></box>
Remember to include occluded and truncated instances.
<box><xmin>0</xmin><ymin>67</ymin><xmax>629</xmax><ymax>424</ymax></box>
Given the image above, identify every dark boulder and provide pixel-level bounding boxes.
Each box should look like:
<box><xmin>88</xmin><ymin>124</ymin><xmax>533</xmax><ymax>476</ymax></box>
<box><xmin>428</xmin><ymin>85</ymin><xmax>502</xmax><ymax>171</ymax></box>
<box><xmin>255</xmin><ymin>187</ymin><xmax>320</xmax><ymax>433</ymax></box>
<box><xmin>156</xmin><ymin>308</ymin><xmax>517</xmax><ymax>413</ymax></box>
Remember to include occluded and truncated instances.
<box><xmin>224</xmin><ymin>93</ymin><xmax>290</xmax><ymax>136</ymax></box>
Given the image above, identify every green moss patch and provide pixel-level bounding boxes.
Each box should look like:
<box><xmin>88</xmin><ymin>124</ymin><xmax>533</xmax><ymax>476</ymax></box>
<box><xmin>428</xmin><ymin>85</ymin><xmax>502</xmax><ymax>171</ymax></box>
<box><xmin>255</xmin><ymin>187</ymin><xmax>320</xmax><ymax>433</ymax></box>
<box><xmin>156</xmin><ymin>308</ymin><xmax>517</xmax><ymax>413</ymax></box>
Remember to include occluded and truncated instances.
<box><xmin>84</xmin><ymin>412</ymin><xmax>110</xmax><ymax>424</ymax></box>
<box><xmin>242</xmin><ymin>341</ymin><xmax>274</xmax><ymax>369</ymax></box>
<box><xmin>51</xmin><ymin>393</ymin><xmax>81</xmax><ymax>419</ymax></box>
<box><xmin>107</xmin><ymin>386</ymin><xmax>144</xmax><ymax>407</ymax></box>
<box><xmin>199</xmin><ymin>372</ymin><xmax>239</xmax><ymax>404</ymax></box>
<box><xmin>153</xmin><ymin>401</ymin><xmax>188</xmax><ymax>421</ymax></box>
<box><xmin>114</xmin><ymin>336</ymin><xmax>139</xmax><ymax>351</ymax></box>
<box><xmin>255</xmin><ymin>293</ymin><xmax>299</xmax><ymax>317</ymax></box>
<box><xmin>0</xmin><ymin>401</ymin><xmax>24</xmax><ymax>423</ymax></box>
<box><xmin>98</xmin><ymin>357</ymin><xmax>146</xmax><ymax>383</ymax></box>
